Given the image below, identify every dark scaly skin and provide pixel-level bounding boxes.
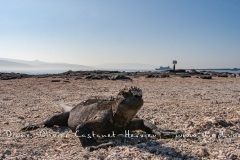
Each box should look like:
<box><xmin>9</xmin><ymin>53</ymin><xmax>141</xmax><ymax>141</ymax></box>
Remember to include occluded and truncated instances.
<box><xmin>21</xmin><ymin>87</ymin><xmax>181</xmax><ymax>151</ymax></box>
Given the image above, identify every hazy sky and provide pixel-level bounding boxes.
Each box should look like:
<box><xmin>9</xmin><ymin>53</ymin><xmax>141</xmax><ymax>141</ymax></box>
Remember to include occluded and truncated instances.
<box><xmin>0</xmin><ymin>0</ymin><xmax>240</xmax><ymax>68</ymax></box>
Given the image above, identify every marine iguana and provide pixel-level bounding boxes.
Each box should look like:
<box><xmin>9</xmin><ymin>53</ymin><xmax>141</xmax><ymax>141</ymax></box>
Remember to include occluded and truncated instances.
<box><xmin>21</xmin><ymin>86</ymin><xmax>181</xmax><ymax>151</ymax></box>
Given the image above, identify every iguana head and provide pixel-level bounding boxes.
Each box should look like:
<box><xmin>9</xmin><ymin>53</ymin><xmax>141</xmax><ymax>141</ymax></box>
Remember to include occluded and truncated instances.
<box><xmin>112</xmin><ymin>86</ymin><xmax>144</xmax><ymax>130</ymax></box>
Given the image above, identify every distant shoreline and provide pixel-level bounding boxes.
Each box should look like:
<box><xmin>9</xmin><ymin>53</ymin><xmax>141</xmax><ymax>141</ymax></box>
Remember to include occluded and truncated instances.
<box><xmin>190</xmin><ymin>68</ymin><xmax>239</xmax><ymax>71</ymax></box>
<box><xmin>0</xmin><ymin>68</ymin><xmax>239</xmax><ymax>75</ymax></box>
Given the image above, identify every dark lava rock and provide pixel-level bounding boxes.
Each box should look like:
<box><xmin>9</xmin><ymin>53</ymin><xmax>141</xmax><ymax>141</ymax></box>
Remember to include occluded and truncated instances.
<box><xmin>169</xmin><ymin>69</ymin><xmax>186</xmax><ymax>73</ymax></box>
<box><xmin>35</xmin><ymin>74</ymin><xmax>52</xmax><ymax>78</ymax></box>
<box><xmin>200</xmin><ymin>75</ymin><xmax>212</xmax><ymax>79</ymax></box>
<box><xmin>74</xmin><ymin>76</ymin><xmax>82</xmax><ymax>80</ymax></box>
<box><xmin>145</xmin><ymin>73</ymin><xmax>169</xmax><ymax>78</ymax></box>
<box><xmin>187</xmin><ymin>69</ymin><xmax>200</xmax><ymax>74</ymax></box>
<box><xmin>63</xmin><ymin>80</ymin><xmax>70</xmax><ymax>83</ymax></box>
<box><xmin>178</xmin><ymin>73</ymin><xmax>191</xmax><ymax>78</ymax></box>
<box><xmin>146</xmin><ymin>74</ymin><xmax>156</xmax><ymax>78</ymax></box>
<box><xmin>0</xmin><ymin>72</ymin><xmax>31</xmax><ymax>80</ymax></box>
<box><xmin>51</xmin><ymin>79</ymin><xmax>61</xmax><ymax>82</ymax></box>
<box><xmin>160</xmin><ymin>73</ymin><xmax>170</xmax><ymax>78</ymax></box>
<box><xmin>85</xmin><ymin>74</ymin><xmax>110</xmax><ymax>80</ymax></box>
<box><xmin>218</xmin><ymin>73</ymin><xmax>229</xmax><ymax>78</ymax></box>
<box><xmin>85</xmin><ymin>75</ymin><xmax>101</xmax><ymax>80</ymax></box>
<box><xmin>112</xmin><ymin>75</ymin><xmax>132</xmax><ymax>81</ymax></box>
<box><xmin>145</xmin><ymin>74</ymin><xmax>157</xmax><ymax>78</ymax></box>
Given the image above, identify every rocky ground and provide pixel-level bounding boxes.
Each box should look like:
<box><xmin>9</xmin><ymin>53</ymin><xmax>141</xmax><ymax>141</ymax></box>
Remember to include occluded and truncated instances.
<box><xmin>0</xmin><ymin>71</ymin><xmax>239</xmax><ymax>159</ymax></box>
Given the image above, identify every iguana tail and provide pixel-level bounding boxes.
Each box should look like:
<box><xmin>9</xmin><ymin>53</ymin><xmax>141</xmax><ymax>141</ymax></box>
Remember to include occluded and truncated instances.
<box><xmin>21</xmin><ymin>112</ymin><xmax>70</xmax><ymax>131</ymax></box>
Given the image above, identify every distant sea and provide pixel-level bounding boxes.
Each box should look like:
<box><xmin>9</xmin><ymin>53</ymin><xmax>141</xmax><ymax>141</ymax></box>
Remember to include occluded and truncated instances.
<box><xmin>0</xmin><ymin>69</ymin><xmax>68</xmax><ymax>75</ymax></box>
<box><xmin>0</xmin><ymin>69</ymin><xmax>239</xmax><ymax>75</ymax></box>
<box><xmin>154</xmin><ymin>69</ymin><xmax>239</xmax><ymax>74</ymax></box>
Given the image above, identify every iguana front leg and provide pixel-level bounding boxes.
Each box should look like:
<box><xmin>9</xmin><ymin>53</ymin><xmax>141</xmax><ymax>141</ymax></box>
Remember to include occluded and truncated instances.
<box><xmin>126</xmin><ymin>118</ymin><xmax>183</xmax><ymax>138</ymax></box>
<box><xmin>75</xmin><ymin>122</ymin><xmax>114</xmax><ymax>151</ymax></box>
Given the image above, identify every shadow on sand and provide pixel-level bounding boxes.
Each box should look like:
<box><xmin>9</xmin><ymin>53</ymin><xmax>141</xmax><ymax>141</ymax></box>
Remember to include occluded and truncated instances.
<box><xmin>50</xmin><ymin>127</ymin><xmax>198</xmax><ymax>159</ymax></box>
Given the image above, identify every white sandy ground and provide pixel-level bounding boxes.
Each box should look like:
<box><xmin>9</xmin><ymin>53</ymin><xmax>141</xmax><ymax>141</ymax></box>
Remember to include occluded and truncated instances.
<box><xmin>0</xmin><ymin>77</ymin><xmax>239</xmax><ymax>159</ymax></box>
